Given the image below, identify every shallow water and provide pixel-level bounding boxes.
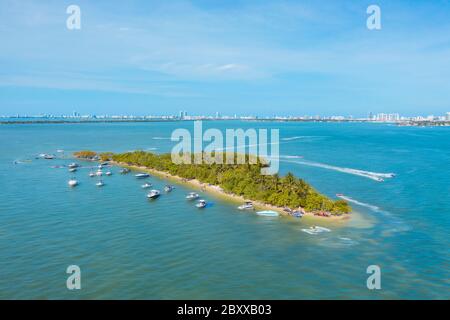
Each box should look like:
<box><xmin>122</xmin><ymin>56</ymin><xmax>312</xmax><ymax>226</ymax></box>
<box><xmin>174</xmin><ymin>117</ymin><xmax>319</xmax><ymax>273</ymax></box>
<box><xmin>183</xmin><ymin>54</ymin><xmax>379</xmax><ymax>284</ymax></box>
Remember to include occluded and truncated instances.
<box><xmin>0</xmin><ymin>121</ymin><xmax>449</xmax><ymax>299</ymax></box>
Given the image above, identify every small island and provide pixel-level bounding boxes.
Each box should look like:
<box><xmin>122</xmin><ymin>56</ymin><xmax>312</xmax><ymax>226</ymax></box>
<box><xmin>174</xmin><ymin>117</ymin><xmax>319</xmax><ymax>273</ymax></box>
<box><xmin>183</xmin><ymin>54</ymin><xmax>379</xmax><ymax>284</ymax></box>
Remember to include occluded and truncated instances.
<box><xmin>74</xmin><ymin>150</ymin><xmax>351</xmax><ymax>219</ymax></box>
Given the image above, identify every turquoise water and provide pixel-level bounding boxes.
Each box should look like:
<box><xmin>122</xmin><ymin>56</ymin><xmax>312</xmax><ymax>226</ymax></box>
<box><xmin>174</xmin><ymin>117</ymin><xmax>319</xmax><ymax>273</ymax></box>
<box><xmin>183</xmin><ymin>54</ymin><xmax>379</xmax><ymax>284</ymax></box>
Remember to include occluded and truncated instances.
<box><xmin>0</xmin><ymin>121</ymin><xmax>449</xmax><ymax>299</ymax></box>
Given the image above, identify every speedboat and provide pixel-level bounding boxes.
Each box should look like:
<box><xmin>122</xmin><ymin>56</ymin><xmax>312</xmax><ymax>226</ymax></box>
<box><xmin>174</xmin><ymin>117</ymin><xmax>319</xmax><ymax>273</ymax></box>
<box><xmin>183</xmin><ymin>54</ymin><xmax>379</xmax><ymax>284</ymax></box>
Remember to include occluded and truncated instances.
<box><xmin>69</xmin><ymin>168</ymin><xmax>77</xmax><ymax>173</ymax></box>
<box><xmin>68</xmin><ymin>179</ymin><xmax>78</xmax><ymax>187</ymax></box>
<box><xmin>135</xmin><ymin>173</ymin><xmax>150</xmax><ymax>179</ymax></box>
<box><xmin>44</xmin><ymin>154</ymin><xmax>55</xmax><ymax>160</ymax></box>
<box><xmin>238</xmin><ymin>201</ymin><xmax>254</xmax><ymax>210</ymax></box>
<box><xmin>120</xmin><ymin>168</ymin><xmax>130</xmax><ymax>174</ymax></box>
<box><xmin>142</xmin><ymin>183</ymin><xmax>152</xmax><ymax>189</ymax></box>
<box><xmin>96</xmin><ymin>170</ymin><xmax>103</xmax><ymax>176</ymax></box>
<box><xmin>301</xmin><ymin>226</ymin><xmax>331</xmax><ymax>235</ymax></box>
<box><xmin>336</xmin><ymin>193</ymin><xmax>344</xmax><ymax>197</ymax></box>
<box><xmin>68</xmin><ymin>163</ymin><xmax>79</xmax><ymax>169</ymax></box>
<box><xmin>196</xmin><ymin>200</ymin><xmax>207</xmax><ymax>208</ymax></box>
<box><xmin>186</xmin><ymin>192</ymin><xmax>199</xmax><ymax>200</ymax></box>
<box><xmin>256</xmin><ymin>210</ymin><xmax>279</xmax><ymax>217</ymax></box>
<box><xmin>164</xmin><ymin>185</ymin><xmax>174</xmax><ymax>192</ymax></box>
<box><xmin>89</xmin><ymin>172</ymin><xmax>95</xmax><ymax>177</ymax></box>
<box><xmin>147</xmin><ymin>190</ymin><xmax>161</xmax><ymax>199</ymax></box>
<box><xmin>105</xmin><ymin>171</ymin><xmax>112</xmax><ymax>176</ymax></box>
<box><xmin>96</xmin><ymin>180</ymin><xmax>105</xmax><ymax>187</ymax></box>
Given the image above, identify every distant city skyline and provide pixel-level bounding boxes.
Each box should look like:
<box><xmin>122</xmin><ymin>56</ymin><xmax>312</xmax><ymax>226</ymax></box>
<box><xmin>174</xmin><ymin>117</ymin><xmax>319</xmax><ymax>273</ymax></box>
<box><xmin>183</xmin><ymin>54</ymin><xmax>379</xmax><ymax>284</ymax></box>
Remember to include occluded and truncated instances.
<box><xmin>1</xmin><ymin>1</ymin><xmax>450</xmax><ymax>116</ymax></box>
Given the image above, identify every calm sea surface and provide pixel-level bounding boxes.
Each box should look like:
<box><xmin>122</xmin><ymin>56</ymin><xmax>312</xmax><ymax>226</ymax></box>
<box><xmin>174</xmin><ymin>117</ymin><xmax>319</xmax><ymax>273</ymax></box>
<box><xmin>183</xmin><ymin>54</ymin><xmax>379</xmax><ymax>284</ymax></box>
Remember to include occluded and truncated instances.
<box><xmin>0</xmin><ymin>121</ymin><xmax>449</xmax><ymax>299</ymax></box>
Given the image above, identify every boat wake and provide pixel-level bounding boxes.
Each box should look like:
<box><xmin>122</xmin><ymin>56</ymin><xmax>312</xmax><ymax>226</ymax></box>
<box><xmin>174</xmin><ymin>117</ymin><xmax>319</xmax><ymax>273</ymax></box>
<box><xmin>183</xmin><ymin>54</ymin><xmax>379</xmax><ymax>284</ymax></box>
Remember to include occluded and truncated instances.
<box><xmin>282</xmin><ymin>159</ymin><xmax>395</xmax><ymax>182</ymax></box>
<box><xmin>336</xmin><ymin>195</ymin><xmax>382</xmax><ymax>212</ymax></box>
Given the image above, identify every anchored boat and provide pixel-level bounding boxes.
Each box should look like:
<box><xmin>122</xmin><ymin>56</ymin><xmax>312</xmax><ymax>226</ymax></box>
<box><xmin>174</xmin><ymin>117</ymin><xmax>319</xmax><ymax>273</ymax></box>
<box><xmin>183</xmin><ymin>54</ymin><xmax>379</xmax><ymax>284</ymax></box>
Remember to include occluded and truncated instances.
<box><xmin>238</xmin><ymin>201</ymin><xmax>254</xmax><ymax>210</ymax></box>
<box><xmin>147</xmin><ymin>190</ymin><xmax>161</xmax><ymax>199</ymax></box>
<box><xmin>142</xmin><ymin>183</ymin><xmax>152</xmax><ymax>189</ymax></box>
<box><xmin>196</xmin><ymin>200</ymin><xmax>207</xmax><ymax>208</ymax></box>
<box><xmin>164</xmin><ymin>185</ymin><xmax>174</xmax><ymax>192</ymax></box>
<box><xmin>135</xmin><ymin>173</ymin><xmax>150</xmax><ymax>179</ymax></box>
<box><xmin>68</xmin><ymin>178</ymin><xmax>78</xmax><ymax>187</ymax></box>
<box><xmin>186</xmin><ymin>192</ymin><xmax>199</xmax><ymax>200</ymax></box>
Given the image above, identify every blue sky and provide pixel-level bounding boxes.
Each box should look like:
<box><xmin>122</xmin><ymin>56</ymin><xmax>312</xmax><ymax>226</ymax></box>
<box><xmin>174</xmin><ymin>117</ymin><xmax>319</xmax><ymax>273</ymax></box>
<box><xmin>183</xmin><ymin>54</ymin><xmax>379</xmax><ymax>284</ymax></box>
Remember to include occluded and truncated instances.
<box><xmin>1</xmin><ymin>0</ymin><xmax>450</xmax><ymax>117</ymax></box>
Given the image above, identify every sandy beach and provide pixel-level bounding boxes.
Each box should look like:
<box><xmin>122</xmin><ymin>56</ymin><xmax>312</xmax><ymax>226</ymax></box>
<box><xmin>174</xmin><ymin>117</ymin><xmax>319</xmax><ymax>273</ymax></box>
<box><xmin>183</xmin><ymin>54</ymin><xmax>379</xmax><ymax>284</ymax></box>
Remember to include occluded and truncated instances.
<box><xmin>111</xmin><ymin>161</ymin><xmax>351</xmax><ymax>223</ymax></box>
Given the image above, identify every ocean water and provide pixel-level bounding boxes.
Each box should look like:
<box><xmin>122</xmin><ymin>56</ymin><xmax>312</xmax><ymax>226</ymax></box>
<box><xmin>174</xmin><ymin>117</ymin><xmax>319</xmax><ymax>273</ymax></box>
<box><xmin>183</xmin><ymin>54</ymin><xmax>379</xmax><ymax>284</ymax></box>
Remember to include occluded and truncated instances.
<box><xmin>0</xmin><ymin>121</ymin><xmax>449</xmax><ymax>299</ymax></box>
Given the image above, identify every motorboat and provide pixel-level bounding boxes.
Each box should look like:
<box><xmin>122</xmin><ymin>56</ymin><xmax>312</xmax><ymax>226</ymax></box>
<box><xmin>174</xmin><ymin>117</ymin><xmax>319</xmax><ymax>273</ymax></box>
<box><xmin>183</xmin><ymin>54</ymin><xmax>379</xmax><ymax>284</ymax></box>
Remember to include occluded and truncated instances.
<box><xmin>120</xmin><ymin>168</ymin><xmax>130</xmax><ymax>174</ymax></box>
<box><xmin>147</xmin><ymin>189</ymin><xmax>161</xmax><ymax>199</ymax></box>
<box><xmin>135</xmin><ymin>173</ymin><xmax>150</xmax><ymax>179</ymax></box>
<box><xmin>142</xmin><ymin>183</ymin><xmax>152</xmax><ymax>189</ymax></box>
<box><xmin>301</xmin><ymin>226</ymin><xmax>331</xmax><ymax>235</ymax></box>
<box><xmin>105</xmin><ymin>171</ymin><xmax>112</xmax><ymax>176</ymax></box>
<box><xmin>98</xmin><ymin>164</ymin><xmax>103</xmax><ymax>169</ymax></box>
<box><xmin>68</xmin><ymin>179</ymin><xmax>78</xmax><ymax>187</ymax></box>
<box><xmin>69</xmin><ymin>168</ymin><xmax>77</xmax><ymax>173</ymax></box>
<box><xmin>96</xmin><ymin>180</ymin><xmax>105</xmax><ymax>187</ymax></box>
<box><xmin>44</xmin><ymin>154</ymin><xmax>55</xmax><ymax>160</ymax></box>
<box><xmin>164</xmin><ymin>185</ymin><xmax>174</xmax><ymax>192</ymax></box>
<box><xmin>89</xmin><ymin>172</ymin><xmax>95</xmax><ymax>177</ymax></box>
<box><xmin>100</xmin><ymin>162</ymin><xmax>109</xmax><ymax>166</ymax></box>
<box><xmin>292</xmin><ymin>211</ymin><xmax>304</xmax><ymax>218</ymax></box>
<box><xmin>186</xmin><ymin>192</ymin><xmax>199</xmax><ymax>200</ymax></box>
<box><xmin>256</xmin><ymin>210</ymin><xmax>279</xmax><ymax>217</ymax></box>
<box><xmin>238</xmin><ymin>201</ymin><xmax>254</xmax><ymax>210</ymax></box>
<box><xmin>196</xmin><ymin>200</ymin><xmax>207</xmax><ymax>208</ymax></box>
<box><xmin>68</xmin><ymin>163</ymin><xmax>79</xmax><ymax>169</ymax></box>
<box><xmin>96</xmin><ymin>170</ymin><xmax>103</xmax><ymax>176</ymax></box>
<box><xmin>336</xmin><ymin>193</ymin><xmax>344</xmax><ymax>197</ymax></box>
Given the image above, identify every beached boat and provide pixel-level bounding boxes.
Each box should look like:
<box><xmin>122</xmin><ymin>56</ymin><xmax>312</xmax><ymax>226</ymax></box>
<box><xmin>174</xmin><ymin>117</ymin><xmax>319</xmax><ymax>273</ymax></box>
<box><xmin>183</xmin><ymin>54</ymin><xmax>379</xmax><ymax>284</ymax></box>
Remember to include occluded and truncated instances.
<box><xmin>68</xmin><ymin>179</ymin><xmax>78</xmax><ymax>187</ymax></box>
<box><xmin>164</xmin><ymin>185</ymin><xmax>174</xmax><ymax>192</ymax></box>
<box><xmin>142</xmin><ymin>183</ymin><xmax>152</xmax><ymax>189</ymax></box>
<box><xmin>292</xmin><ymin>211</ymin><xmax>304</xmax><ymax>218</ymax></box>
<box><xmin>186</xmin><ymin>192</ymin><xmax>199</xmax><ymax>200</ymax></box>
<box><xmin>147</xmin><ymin>189</ymin><xmax>161</xmax><ymax>199</ymax></box>
<box><xmin>196</xmin><ymin>200</ymin><xmax>207</xmax><ymax>208</ymax></box>
<box><xmin>238</xmin><ymin>201</ymin><xmax>254</xmax><ymax>210</ymax></box>
<box><xmin>96</xmin><ymin>180</ymin><xmax>105</xmax><ymax>187</ymax></box>
<box><xmin>301</xmin><ymin>226</ymin><xmax>331</xmax><ymax>235</ymax></box>
<box><xmin>120</xmin><ymin>168</ymin><xmax>130</xmax><ymax>174</ymax></box>
<box><xmin>135</xmin><ymin>173</ymin><xmax>150</xmax><ymax>179</ymax></box>
<box><xmin>256</xmin><ymin>210</ymin><xmax>279</xmax><ymax>217</ymax></box>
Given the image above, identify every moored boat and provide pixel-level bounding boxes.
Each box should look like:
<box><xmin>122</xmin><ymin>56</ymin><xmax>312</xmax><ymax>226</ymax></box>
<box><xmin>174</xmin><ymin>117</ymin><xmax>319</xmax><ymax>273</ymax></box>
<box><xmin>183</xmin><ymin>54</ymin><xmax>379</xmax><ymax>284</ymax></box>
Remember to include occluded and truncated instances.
<box><xmin>186</xmin><ymin>192</ymin><xmax>199</xmax><ymax>200</ymax></box>
<box><xmin>120</xmin><ymin>168</ymin><xmax>130</xmax><ymax>174</ymax></box>
<box><xmin>68</xmin><ymin>163</ymin><xmax>79</xmax><ymax>169</ymax></box>
<box><xmin>68</xmin><ymin>178</ymin><xmax>78</xmax><ymax>187</ymax></box>
<box><xmin>196</xmin><ymin>199</ymin><xmax>207</xmax><ymax>208</ymax></box>
<box><xmin>142</xmin><ymin>183</ymin><xmax>152</xmax><ymax>189</ymax></box>
<box><xmin>105</xmin><ymin>171</ymin><xmax>112</xmax><ymax>176</ymax></box>
<box><xmin>89</xmin><ymin>172</ymin><xmax>95</xmax><ymax>177</ymax></box>
<box><xmin>238</xmin><ymin>201</ymin><xmax>254</xmax><ymax>210</ymax></box>
<box><xmin>164</xmin><ymin>185</ymin><xmax>174</xmax><ymax>192</ymax></box>
<box><xmin>135</xmin><ymin>173</ymin><xmax>150</xmax><ymax>179</ymax></box>
<box><xmin>96</xmin><ymin>180</ymin><xmax>105</xmax><ymax>187</ymax></box>
<box><xmin>69</xmin><ymin>168</ymin><xmax>77</xmax><ymax>173</ymax></box>
<box><xmin>96</xmin><ymin>169</ymin><xmax>103</xmax><ymax>176</ymax></box>
<box><xmin>147</xmin><ymin>189</ymin><xmax>161</xmax><ymax>199</ymax></box>
<box><xmin>256</xmin><ymin>210</ymin><xmax>279</xmax><ymax>217</ymax></box>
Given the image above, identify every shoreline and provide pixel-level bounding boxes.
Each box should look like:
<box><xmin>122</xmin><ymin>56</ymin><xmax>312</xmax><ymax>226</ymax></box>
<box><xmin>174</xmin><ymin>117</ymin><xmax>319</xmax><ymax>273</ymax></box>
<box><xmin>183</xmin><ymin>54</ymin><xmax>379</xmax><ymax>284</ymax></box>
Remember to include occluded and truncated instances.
<box><xmin>111</xmin><ymin>160</ymin><xmax>351</xmax><ymax>223</ymax></box>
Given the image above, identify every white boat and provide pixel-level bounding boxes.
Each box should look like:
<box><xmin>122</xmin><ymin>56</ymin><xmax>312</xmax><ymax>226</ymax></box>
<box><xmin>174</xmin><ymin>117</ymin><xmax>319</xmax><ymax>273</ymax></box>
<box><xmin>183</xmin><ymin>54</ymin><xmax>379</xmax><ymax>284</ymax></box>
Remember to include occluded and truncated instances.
<box><xmin>256</xmin><ymin>210</ymin><xmax>279</xmax><ymax>217</ymax></box>
<box><xmin>238</xmin><ymin>201</ymin><xmax>254</xmax><ymax>210</ymax></box>
<box><xmin>120</xmin><ymin>168</ymin><xmax>130</xmax><ymax>174</ymax></box>
<box><xmin>68</xmin><ymin>179</ymin><xmax>78</xmax><ymax>187</ymax></box>
<box><xmin>68</xmin><ymin>163</ymin><xmax>79</xmax><ymax>169</ymax></box>
<box><xmin>142</xmin><ymin>183</ymin><xmax>152</xmax><ymax>189</ymax></box>
<box><xmin>69</xmin><ymin>168</ymin><xmax>77</xmax><ymax>173</ymax></box>
<box><xmin>186</xmin><ymin>192</ymin><xmax>199</xmax><ymax>200</ymax></box>
<box><xmin>135</xmin><ymin>173</ymin><xmax>150</xmax><ymax>179</ymax></box>
<box><xmin>301</xmin><ymin>226</ymin><xmax>331</xmax><ymax>235</ymax></box>
<box><xmin>96</xmin><ymin>170</ymin><xmax>103</xmax><ymax>176</ymax></box>
<box><xmin>98</xmin><ymin>164</ymin><xmax>103</xmax><ymax>169</ymax></box>
<box><xmin>89</xmin><ymin>172</ymin><xmax>95</xmax><ymax>177</ymax></box>
<box><xmin>196</xmin><ymin>200</ymin><xmax>207</xmax><ymax>208</ymax></box>
<box><xmin>96</xmin><ymin>180</ymin><xmax>105</xmax><ymax>187</ymax></box>
<box><xmin>147</xmin><ymin>189</ymin><xmax>161</xmax><ymax>199</ymax></box>
<box><xmin>44</xmin><ymin>154</ymin><xmax>55</xmax><ymax>160</ymax></box>
<box><xmin>164</xmin><ymin>185</ymin><xmax>174</xmax><ymax>192</ymax></box>
<box><xmin>105</xmin><ymin>171</ymin><xmax>112</xmax><ymax>176</ymax></box>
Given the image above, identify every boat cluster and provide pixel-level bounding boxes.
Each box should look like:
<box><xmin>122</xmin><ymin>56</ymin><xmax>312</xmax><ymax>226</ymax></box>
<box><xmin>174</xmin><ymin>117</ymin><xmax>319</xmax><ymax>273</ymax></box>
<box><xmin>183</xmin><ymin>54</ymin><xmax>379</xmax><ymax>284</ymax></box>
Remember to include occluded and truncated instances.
<box><xmin>67</xmin><ymin>162</ymin><xmax>113</xmax><ymax>188</ymax></box>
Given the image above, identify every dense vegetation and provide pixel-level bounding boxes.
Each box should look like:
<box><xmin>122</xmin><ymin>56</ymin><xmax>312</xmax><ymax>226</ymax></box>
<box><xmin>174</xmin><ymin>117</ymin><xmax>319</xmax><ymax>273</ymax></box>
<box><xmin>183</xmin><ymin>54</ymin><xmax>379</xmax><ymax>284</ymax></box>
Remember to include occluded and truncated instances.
<box><xmin>110</xmin><ymin>151</ymin><xmax>350</xmax><ymax>215</ymax></box>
